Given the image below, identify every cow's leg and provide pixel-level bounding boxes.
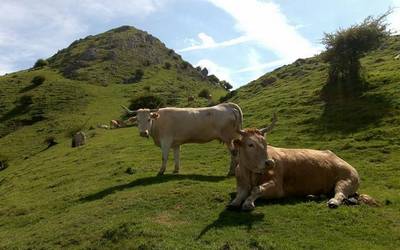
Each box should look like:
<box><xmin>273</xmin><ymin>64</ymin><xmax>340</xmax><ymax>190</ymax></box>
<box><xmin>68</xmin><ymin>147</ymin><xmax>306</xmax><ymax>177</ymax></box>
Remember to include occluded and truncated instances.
<box><xmin>173</xmin><ymin>145</ymin><xmax>180</xmax><ymax>174</ymax></box>
<box><xmin>229</xmin><ymin>186</ymin><xmax>249</xmax><ymax>208</ymax></box>
<box><xmin>227</xmin><ymin>141</ymin><xmax>238</xmax><ymax>176</ymax></box>
<box><xmin>158</xmin><ymin>141</ymin><xmax>172</xmax><ymax>176</ymax></box>
<box><xmin>328</xmin><ymin>178</ymin><xmax>358</xmax><ymax>208</ymax></box>
<box><xmin>242</xmin><ymin>181</ymin><xmax>279</xmax><ymax>211</ymax></box>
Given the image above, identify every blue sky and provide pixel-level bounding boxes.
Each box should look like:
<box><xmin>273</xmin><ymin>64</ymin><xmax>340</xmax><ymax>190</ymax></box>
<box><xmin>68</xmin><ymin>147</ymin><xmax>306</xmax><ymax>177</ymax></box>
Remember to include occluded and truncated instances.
<box><xmin>1</xmin><ymin>0</ymin><xmax>399</xmax><ymax>88</ymax></box>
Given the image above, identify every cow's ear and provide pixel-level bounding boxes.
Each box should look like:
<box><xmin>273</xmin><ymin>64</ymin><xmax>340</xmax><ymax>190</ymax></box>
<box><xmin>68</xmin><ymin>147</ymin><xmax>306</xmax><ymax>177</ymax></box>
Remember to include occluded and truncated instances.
<box><xmin>233</xmin><ymin>139</ymin><xmax>242</xmax><ymax>149</ymax></box>
<box><xmin>150</xmin><ymin>112</ymin><xmax>160</xmax><ymax>119</ymax></box>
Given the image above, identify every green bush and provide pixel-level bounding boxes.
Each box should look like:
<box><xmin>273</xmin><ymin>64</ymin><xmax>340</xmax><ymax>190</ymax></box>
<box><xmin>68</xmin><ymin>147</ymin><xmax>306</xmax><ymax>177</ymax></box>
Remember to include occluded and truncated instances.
<box><xmin>321</xmin><ymin>12</ymin><xmax>390</xmax><ymax>99</ymax></box>
<box><xmin>164</xmin><ymin>62</ymin><xmax>172</xmax><ymax>70</ymax></box>
<box><xmin>124</xmin><ymin>69</ymin><xmax>144</xmax><ymax>84</ymax></box>
<box><xmin>198</xmin><ymin>88</ymin><xmax>211</xmax><ymax>99</ymax></box>
<box><xmin>33</xmin><ymin>59</ymin><xmax>48</xmax><ymax>68</ymax></box>
<box><xmin>128</xmin><ymin>95</ymin><xmax>165</xmax><ymax>111</ymax></box>
<box><xmin>31</xmin><ymin>75</ymin><xmax>46</xmax><ymax>86</ymax></box>
<box><xmin>219</xmin><ymin>90</ymin><xmax>237</xmax><ymax>103</ymax></box>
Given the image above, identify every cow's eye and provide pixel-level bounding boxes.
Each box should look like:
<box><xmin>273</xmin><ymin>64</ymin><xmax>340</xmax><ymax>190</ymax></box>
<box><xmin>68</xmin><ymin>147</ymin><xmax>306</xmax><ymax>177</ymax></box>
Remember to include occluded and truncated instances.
<box><xmin>248</xmin><ymin>143</ymin><xmax>254</xmax><ymax>148</ymax></box>
<box><xmin>148</xmin><ymin>119</ymin><xmax>151</xmax><ymax>122</ymax></box>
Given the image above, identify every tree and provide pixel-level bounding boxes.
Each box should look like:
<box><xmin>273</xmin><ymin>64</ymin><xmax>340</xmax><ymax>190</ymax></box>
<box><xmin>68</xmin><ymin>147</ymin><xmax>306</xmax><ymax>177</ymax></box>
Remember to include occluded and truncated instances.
<box><xmin>31</xmin><ymin>75</ymin><xmax>46</xmax><ymax>86</ymax></box>
<box><xmin>198</xmin><ymin>88</ymin><xmax>211</xmax><ymax>99</ymax></box>
<box><xmin>220</xmin><ymin>80</ymin><xmax>233</xmax><ymax>90</ymax></box>
<box><xmin>321</xmin><ymin>12</ymin><xmax>390</xmax><ymax>99</ymax></box>
<box><xmin>33</xmin><ymin>59</ymin><xmax>48</xmax><ymax>68</ymax></box>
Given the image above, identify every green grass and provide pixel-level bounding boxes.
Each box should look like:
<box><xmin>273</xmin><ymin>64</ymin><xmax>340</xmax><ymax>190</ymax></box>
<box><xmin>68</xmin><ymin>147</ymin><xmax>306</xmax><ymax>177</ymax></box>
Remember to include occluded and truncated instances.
<box><xmin>0</xmin><ymin>34</ymin><xmax>399</xmax><ymax>249</ymax></box>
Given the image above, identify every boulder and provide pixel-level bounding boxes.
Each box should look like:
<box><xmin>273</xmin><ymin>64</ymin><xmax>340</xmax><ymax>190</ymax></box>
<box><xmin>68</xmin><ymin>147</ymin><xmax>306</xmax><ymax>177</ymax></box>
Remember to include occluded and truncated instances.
<box><xmin>72</xmin><ymin>131</ymin><xmax>86</xmax><ymax>148</ymax></box>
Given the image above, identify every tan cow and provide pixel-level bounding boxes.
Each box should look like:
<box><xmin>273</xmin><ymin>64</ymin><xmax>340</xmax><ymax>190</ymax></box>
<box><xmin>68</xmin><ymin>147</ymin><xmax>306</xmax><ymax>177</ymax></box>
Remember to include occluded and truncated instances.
<box><xmin>122</xmin><ymin>103</ymin><xmax>243</xmax><ymax>176</ymax></box>
<box><xmin>110</xmin><ymin>119</ymin><xmax>125</xmax><ymax>129</ymax></box>
<box><xmin>229</xmin><ymin>115</ymin><xmax>376</xmax><ymax>210</ymax></box>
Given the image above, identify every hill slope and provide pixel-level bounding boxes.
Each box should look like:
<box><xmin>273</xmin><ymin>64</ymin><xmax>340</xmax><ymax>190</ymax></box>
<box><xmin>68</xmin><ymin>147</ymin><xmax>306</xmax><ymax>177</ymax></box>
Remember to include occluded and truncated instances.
<box><xmin>0</xmin><ymin>26</ymin><xmax>226</xmax><ymax>156</ymax></box>
<box><xmin>0</xmin><ymin>33</ymin><xmax>399</xmax><ymax>249</ymax></box>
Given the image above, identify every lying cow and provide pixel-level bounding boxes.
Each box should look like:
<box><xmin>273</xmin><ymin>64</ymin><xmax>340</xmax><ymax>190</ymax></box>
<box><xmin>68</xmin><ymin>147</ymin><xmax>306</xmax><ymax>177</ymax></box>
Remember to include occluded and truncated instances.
<box><xmin>110</xmin><ymin>119</ymin><xmax>125</xmax><ymax>129</ymax></box>
<box><xmin>122</xmin><ymin>103</ymin><xmax>243</xmax><ymax>176</ymax></box>
<box><xmin>229</xmin><ymin>115</ymin><xmax>377</xmax><ymax>210</ymax></box>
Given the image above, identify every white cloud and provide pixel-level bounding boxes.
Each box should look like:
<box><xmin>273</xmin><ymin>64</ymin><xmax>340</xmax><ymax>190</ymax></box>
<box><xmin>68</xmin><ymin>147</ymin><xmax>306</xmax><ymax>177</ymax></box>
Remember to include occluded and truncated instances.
<box><xmin>0</xmin><ymin>0</ymin><xmax>167</xmax><ymax>74</ymax></box>
<box><xmin>389</xmin><ymin>2</ymin><xmax>400</xmax><ymax>34</ymax></box>
<box><xmin>195</xmin><ymin>59</ymin><xmax>234</xmax><ymax>85</ymax></box>
<box><xmin>237</xmin><ymin>50</ymin><xmax>289</xmax><ymax>74</ymax></box>
<box><xmin>179</xmin><ymin>33</ymin><xmax>251</xmax><ymax>52</ymax></box>
<box><xmin>207</xmin><ymin>0</ymin><xmax>321</xmax><ymax>61</ymax></box>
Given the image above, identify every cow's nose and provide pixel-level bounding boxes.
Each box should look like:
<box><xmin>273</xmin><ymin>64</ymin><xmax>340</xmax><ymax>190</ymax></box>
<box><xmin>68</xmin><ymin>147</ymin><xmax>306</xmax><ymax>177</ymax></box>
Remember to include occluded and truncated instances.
<box><xmin>140</xmin><ymin>131</ymin><xmax>149</xmax><ymax>137</ymax></box>
<box><xmin>265</xmin><ymin>159</ymin><xmax>275</xmax><ymax>168</ymax></box>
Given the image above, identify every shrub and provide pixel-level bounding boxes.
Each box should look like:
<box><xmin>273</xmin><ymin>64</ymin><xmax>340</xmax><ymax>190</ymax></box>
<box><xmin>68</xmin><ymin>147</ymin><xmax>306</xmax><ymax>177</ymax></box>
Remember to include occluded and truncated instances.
<box><xmin>123</xmin><ymin>69</ymin><xmax>144</xmax><ymax>84</ymax></box>
<box><xmin>219</xmin><ymin>90</ymin><xmax>237</xmax><ymax>103</ymax></box>
<box><xmin>321</xmin><ymin>12</ymin><xmax>390</xmax><ymax>99</ymax></box>
<box><xmin>220</xmin><ymin>80</ymin><xmax>233</xmax><ymax>90</ymax></box>
<box><xmin>198</xmin><ymin>88</ymin><xmax>211</xmax><ymax>99</ymax></box>
<box><xmin>33</xmin><ymin>59</ymin><xmax>48</xmax><ymax>68</ymax></box>
<box><xmin>207</xmin><ymin>74</ymin><xmax>219</xmax><ymax>84</ymax></box>
<box><xmin>181</xmin><ymin>61</ymin><xmax>190</xmax><ymax>69</ymax></box>
<box><xmin>164</xmin><ymin>62</ymin><xmax>172</xmax><ymax>70</ymax></box>
<box><xmin>31</xmin><ymin>75</ymin><xmax>46</xmax><ymax>86</ymax></box>
<box><xmin>128</xmin><ymin>95</ymin><xmax>165</xmax><ymax>111</ymax></box>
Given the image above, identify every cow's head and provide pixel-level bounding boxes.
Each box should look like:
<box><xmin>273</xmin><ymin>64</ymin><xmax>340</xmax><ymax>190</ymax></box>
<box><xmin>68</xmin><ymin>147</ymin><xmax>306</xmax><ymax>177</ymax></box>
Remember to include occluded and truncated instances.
<box><xmin>233</xmin><ymin>114</ymin><xmax>277</xmax><ymax>174</ymax></box>
<box><xmin>122</xmin><ymin>105</ymin><xmax>159</xmax><ymax>138</ymax></box>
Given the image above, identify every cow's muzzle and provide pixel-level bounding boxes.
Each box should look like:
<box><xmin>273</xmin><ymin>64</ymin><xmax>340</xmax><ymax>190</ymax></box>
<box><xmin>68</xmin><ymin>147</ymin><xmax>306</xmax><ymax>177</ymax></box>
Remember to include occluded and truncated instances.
<box><xmin>140</xmin><ymin>131</ymin><xmax>149</xmax><ymax>138</ymax></box>
<box><xmin>265</xmin><ymin>159</ymin><xmax>275</xmax><ymax>168</ymax></box>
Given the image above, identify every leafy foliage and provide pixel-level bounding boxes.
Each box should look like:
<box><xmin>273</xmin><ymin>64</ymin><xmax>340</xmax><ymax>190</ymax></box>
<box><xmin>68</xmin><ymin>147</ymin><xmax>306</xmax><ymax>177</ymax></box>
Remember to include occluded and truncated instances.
<box><xmin>128</xmin><ymin>95</ymin><xmax>165</xmax><ymax>110</ymax></box>
<box><xmin>198</xmin><ymin>88</ymin><xmax>211</xmax><ymax>99</ymax></box>
<box><xmin>33</xmin><ymin>59</ymin><xmax>49</xmax><ymax>68</ymax></box>
<box><xmin>31</xmin><ymin>75</ymin><xmax>46</xmax><ymax>86</ymax></box>
<box><xmin>220</xmin><ymin>80</ymin><xmax>233</xmax><ymax>91</ymax></box>
<box><xmin>321</xmin><ymin>12</ymin><xmax>390</xmax><ymax>99</ymax></box>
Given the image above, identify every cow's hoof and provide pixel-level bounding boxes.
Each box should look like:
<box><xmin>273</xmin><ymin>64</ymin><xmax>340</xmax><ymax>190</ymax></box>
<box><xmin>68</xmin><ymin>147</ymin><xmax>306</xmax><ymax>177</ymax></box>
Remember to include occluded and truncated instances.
<box><xmin>157</xmin><ymin>172</ymin><xmax>164</xmax><ymax>176</ymax></box>
<box><xmin>242</xmin><ymin>201</ymin><xmax>255</xmax><ymax>211</ymax></box>
<box><xmin>327</xmin><ymin>199</ymin><xmax>339</xmax><ymax>209</ymax></box>
<box><xmin>172</xmin><ymin>170</ymin><xmax>179</xmax><ymax>174</ymax></box>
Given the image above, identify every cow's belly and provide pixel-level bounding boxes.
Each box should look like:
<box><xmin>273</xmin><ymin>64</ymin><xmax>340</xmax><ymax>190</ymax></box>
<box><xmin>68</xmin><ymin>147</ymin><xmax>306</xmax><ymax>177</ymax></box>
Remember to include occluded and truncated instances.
<box><xmin>281</xmin><ymin>169</ymin><xmax>337</xmax><ymax>196</ymax></box>
<box><xmin>171</xmin><ymin>130</ymin><xmax>222</xmax><ymax>145</ymax></box>
<box><xmin>173</xmin><ymin>134</ymin><xmax>219</xmax><ymax>146</ymax></box>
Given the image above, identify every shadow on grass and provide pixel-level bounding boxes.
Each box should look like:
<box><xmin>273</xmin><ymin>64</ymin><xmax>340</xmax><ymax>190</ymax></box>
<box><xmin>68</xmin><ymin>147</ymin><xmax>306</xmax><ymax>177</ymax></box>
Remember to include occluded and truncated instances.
<box><xmin>80</xmin><ymin>174</ymin><xmax>227</xmax><ymax>202</ymax></box>
<box><xmin>0</xmin><ymin>104</ymin><xmax>30</xmax><ymax>123</ymax></box>
<box><xmin>196</xmin><ymin>194</ymin><xmax>327</xmax><ymax>239</ymax></box>
<box><xmin>19</xmin><ymin>83</ymin><xmax>41</xmax><ymax>93</ymax></box>
<box><xmin>316</xmin><ymin>93</ymin><xmax>392</xmax><ymax>134</ymax></box>
<box><xmin>197</xmin><ymin>208</ymin><xmax>265</xmax><ymax>240</ymax></box>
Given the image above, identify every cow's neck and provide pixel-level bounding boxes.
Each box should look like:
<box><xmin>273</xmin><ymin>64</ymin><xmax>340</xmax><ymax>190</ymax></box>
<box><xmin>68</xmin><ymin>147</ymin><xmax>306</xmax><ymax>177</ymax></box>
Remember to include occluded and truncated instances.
<box><xmin>238</xmin><ymin>159</ymin><xmax>262</xmax><ymax>187</ymax></box>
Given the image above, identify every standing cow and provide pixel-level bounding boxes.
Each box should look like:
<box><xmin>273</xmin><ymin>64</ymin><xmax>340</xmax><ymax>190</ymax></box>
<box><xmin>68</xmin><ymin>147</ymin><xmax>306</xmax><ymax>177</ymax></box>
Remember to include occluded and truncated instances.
<box><xmin>229</xmin><ymin>114</ymin><xmax>377</xmax><ymax>210</ymax></box>
<box><xmin>122</xmin><ymin>103</ymin><xmax>243</xmax><ymax>176</ymax></box>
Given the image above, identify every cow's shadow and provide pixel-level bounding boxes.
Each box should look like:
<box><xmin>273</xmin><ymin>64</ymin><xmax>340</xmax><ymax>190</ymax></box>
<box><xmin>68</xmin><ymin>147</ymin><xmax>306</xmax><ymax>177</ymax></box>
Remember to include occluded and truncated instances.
<box><xmin>197</xmin><ymin>193</ymin><xmax>327</xmax><ymax>239</ymax></box>
<box><xmin>196</xmin><ymin>208</ymin><xmax>265</xmax><ymax>240</ymax></box>
<box><xmin>79</xmin><ymin>174</ymin><xmax>227</xmax><ymax>202</ymax></box>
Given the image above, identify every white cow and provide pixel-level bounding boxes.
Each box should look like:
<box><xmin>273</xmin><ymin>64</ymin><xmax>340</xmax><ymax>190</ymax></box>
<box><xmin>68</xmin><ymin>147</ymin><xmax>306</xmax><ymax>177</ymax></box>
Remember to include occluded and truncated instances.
<box><xmin>122</xmin><ymin>103</ymin><xmax>243</xmax><ymax>175</ymax></box>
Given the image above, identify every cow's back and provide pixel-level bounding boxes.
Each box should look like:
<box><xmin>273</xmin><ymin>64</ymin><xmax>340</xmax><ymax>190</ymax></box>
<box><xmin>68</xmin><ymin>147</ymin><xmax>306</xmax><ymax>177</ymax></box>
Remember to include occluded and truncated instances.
<box><xmin>152</xmin><ymin>104</ymin><xmax>240</xmax><ymax>145</ymax></box>
<box><xmin>268</xmin><ymin>146</ymin><xmax>359</xmax><ymax>196</ymax></box>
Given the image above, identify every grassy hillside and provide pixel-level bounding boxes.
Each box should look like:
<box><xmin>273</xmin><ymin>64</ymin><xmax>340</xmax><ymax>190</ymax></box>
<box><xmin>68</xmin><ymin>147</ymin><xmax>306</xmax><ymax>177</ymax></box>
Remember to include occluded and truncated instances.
<box><xmin>0</xmin><ymin>32</ymin><xmax>399</xmax><ymax>249</ymax></box>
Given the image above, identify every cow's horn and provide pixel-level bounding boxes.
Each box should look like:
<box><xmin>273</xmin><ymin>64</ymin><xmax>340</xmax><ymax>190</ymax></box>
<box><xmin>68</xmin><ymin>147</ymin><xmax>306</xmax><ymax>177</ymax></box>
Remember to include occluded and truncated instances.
<box><xmin>259</xmin><ymin>113</ymin><xmax>277</xmax><ymax>134</ymax></box>
<box><xmin>121</xmin><ymin>105</ymin><xmax>137</xmax><ymax>115</ymax></box>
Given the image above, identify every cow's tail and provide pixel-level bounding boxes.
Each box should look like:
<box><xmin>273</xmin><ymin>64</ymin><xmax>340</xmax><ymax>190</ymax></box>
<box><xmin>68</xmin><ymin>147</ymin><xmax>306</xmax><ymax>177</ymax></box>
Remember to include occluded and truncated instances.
<box><xmin>357</xmin><ymin>193</ymin><xmax>380</xmax><ymax>207</ymax></box>
<box><xmin>227</xmin><ymin>102</ymin><xmax>243</xmax><ymax>132</ymax></box>
<box><xmin>347</xmin><ymin>193</ymin><xmax>380</xmax><ymax>207</ymax></box>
